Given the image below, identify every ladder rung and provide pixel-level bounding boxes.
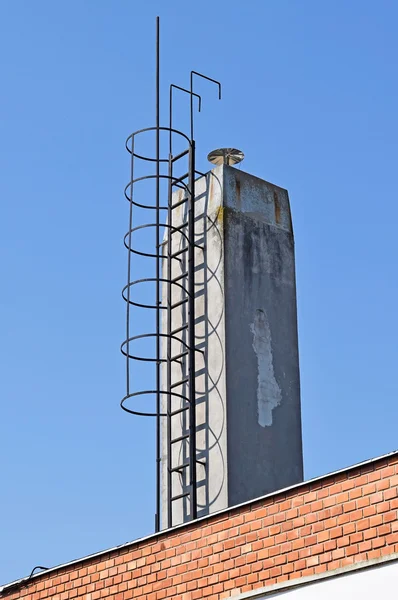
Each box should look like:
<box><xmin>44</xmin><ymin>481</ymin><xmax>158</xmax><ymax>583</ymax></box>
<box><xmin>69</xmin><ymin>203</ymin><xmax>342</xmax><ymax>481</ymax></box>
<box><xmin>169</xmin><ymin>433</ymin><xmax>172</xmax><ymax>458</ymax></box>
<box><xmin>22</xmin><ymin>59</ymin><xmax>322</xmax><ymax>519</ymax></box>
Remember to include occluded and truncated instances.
<box><xmin>171</xmin><ymin>197</ymin><xmax>188</xmax><ymax>211</ymax></box>
<box><xmin>169</xmin><ymin>458</ymin><xmax>204</xmax><ymax>472</ymax></box>
<box><xmin>171</xmin><ymin>298</ymin><xmax>188</xmax><ymax>310</ymax></box>
<box><xmin>169</xmin><ymin>222</ymin><xmax>188</xmax><ymax>235</ymax></box>
<box><xmin>173</xmin><ymin>172</ymin><xmax>189</xmax><ymax>185</ymax></box>
<box><xmin>171</xmin><ymin>492</ymin><xmax>190</xmax><ymax>502</ymax></box>
<box><xmin>171</xmin><ymin>350</ymin><xmax>188</xmax><ymax>361</ymax></box>
<box><xmin>171</xmin><ymin>433</ymin><xmax>190</xmax><ymax>444</ymax></box>
<box><xmin>170</xmin><ymin>377</ymin><xmax>189</xmax><ymax>389</ymax></box>
<box><xmin>171</xmin><ymin>247</ymin><xmax>188</xmax><ymax>259</ymax></box>
<box><xmin>171</xmin><ymin>271</ymin><xmax>188</xmax><ymax>284</ymax></box>
<box><xmin>170</xmin><ymin>405</ymin><xmax>189</xmax><ymax>417</ymax></box>
<box><xmin>169</xmin><ymin>462</ymin><xmax>190</xmax><ymax>473</ymax></box>
<box><xmin>172</xmin><ymin>149</ymin><xmax>189</xmax><ymax>163</ymax></box>
<box><xmin>171</xmin><ymin>324</ymin><xmax>188</xmax><ymax>336</ymax></box>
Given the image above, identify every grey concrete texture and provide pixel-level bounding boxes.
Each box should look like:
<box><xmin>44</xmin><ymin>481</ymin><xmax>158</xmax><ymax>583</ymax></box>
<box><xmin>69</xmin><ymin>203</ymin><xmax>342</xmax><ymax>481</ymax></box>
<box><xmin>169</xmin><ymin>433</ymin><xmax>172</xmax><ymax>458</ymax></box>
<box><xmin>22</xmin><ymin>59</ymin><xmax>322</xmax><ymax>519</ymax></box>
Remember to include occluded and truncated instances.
<box><xmin>222</xmin><ymin>166</ymin><xmax>303</xmax><ymax>506</ymax></box>
<box><xmin>160</xmin><ymin>164</ymin><xmax>303</xmax><ymax>528</ymax></box>
<box><xmin>160</xmin><ymin>168</ymin><xmax>228</xmax><ymax>529</ymax></box>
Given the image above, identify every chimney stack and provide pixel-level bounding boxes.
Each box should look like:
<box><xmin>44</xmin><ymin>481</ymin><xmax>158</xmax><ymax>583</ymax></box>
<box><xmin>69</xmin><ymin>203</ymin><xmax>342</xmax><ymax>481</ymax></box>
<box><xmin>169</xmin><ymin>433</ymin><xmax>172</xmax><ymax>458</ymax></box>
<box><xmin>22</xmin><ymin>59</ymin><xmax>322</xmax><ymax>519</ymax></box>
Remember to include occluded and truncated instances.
<box><xmin>161</xmin><ymin>163</ymin><xmax>303</xmax><ymax>528</ymax></box>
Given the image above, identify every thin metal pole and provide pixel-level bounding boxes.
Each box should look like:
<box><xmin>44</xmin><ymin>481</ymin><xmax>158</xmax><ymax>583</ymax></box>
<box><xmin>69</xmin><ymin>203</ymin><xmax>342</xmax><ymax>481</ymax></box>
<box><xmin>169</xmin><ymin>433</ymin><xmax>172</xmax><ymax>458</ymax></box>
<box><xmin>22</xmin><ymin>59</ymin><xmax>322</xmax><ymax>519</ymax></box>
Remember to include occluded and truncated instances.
<box><xmin>188</xmin><ymin>142</ymin><xmax>197</xmax><ymax>520</ymax></box>
<box><xmin>190</xmin><ymin>70</ymin><xmax>222</xmax><ymax>142</ymax></box>
<box><xmin>167</xmin><ymin>155</ymin><xmax>173</xmax><ymax>528</ymax></box>
<box><xmin>126</xmin><ymin>137</ymin><xmax>134</xmax><ymax>399</ymax></box>
<box><xmin>189</xmin><ymin>71</ymin><xmax>197</xmax><ymax>521</ymax></box>
<box><xmin>190</xmin><ymin>72</ymin><xmax>194</xmax><ymax>142</ymax></box>
<box><xmin>155</xmin><ymin>15</ymin><xmax>161</xmax><ymax>533</ymax></box>
<box><xmin>171</xmin><ymin>84</ymin><xmax>201</xmax><ymax>154</ymax></box>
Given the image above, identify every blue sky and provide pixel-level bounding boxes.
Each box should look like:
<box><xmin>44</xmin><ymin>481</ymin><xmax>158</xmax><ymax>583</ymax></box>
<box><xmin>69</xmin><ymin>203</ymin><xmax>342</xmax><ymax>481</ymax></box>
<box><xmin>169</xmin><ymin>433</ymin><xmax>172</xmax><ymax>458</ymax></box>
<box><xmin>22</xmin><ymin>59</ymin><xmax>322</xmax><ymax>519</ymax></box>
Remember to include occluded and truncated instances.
<box><xmin>1</xmin><ymin>0</ymin><xmax>398</xmax><ymax>585</ymax></box>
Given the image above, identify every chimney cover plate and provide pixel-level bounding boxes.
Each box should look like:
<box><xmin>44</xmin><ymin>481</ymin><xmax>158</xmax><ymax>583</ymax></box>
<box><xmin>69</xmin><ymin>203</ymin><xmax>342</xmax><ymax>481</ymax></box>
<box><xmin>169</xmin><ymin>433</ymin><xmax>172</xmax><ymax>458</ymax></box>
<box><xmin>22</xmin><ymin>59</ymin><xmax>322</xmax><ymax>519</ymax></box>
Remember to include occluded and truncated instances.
<box><xmin>207</xmin><ymin>148</ymin><xmax>244</xmax><ymax>166</ymax></box>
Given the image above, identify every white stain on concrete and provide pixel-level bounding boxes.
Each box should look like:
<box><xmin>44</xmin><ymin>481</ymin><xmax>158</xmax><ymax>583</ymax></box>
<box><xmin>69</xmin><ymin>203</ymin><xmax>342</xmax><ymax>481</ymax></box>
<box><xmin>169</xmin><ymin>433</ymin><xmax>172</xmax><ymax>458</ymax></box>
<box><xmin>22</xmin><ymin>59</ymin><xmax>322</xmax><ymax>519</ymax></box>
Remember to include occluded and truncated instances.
<box><xmin>250</xmin><ymin>309</ymin><xmax>282</xmax><ymax>426</ymax></box>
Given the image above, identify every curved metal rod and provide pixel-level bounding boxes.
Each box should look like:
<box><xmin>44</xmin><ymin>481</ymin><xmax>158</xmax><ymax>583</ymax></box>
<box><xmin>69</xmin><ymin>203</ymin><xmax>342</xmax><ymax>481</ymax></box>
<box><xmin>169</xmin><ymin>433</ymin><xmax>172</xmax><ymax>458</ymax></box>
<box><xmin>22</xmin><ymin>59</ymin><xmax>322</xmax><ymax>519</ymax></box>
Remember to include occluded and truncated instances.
<box><xmin>125</xmin><ymin>125</ymin><xmax>192</xmax><ymax>159</ymax></box>
<box><xmin>123</xmin><ymin>192</ymin><xmax>168</xmax><ymax>212</ymax></box>
<box><xmin>28</xmin><ymin>567</ymin><xmax>48</xmax><ymax>579</ymax></box>
<box><xmin>124</xmin><ymin>173</ymin><xmax>190</xmax><ymax>210</ymax></box>
<box><xmin>121</xmin><ymin>276</ymin><xmax>192</xmax><ymax>309</ymax></box>
<box><xmin>121</xmin><ymin>331</ymin><xmax>195</xmax><ymax>362</ymax></box>
<box><xmin>169</xmin><ymin>84</ymin><xmax>201</xmax><ymax>156</ymax></box>
<box><xmin>191</xmin><ymin>71</ymin><xmax>222</xmax><ymax>99</ymax></box>
<box><xmin>124</xmin><ymin>222</ymin><xmax>192</xmax><ymax>256</ymax></box>
<box><xmin>126</xmin><ymin>174</ymin><xmax>190</xmax><ymax>195</ymax></box>
<box><xmin>121</xmin><ymin>389</ymin><xmax>190</xmax><ymax>418</ymax></box>
<box><xmin>190</xmin><ymin>70</ymin><xmax>222</xmax><ymax>140</ymax></box>
<box><xmin>122</xmin><ymin>244</ymin><xmax>165</xmax><ymax>261</ymax></box>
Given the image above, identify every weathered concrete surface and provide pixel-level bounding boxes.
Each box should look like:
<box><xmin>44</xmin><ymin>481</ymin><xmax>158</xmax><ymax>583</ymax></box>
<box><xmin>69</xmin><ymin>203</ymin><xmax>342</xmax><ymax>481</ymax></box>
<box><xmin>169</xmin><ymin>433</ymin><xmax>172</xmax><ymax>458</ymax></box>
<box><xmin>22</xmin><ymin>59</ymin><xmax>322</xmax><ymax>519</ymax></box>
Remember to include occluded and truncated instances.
<box><xmin>160</xmin><ymin>164</ymin><xmax>303</xmax><ymax>528</ymax></box>
<box><xmin>160</xmin><ymin>168</ymin><xmax>228</xmax><ymax>529</ymax></box>
<box><xmin>223</xmin><ymin>166</ymin><xmax>303</xmax><ymax>506</ymax></box>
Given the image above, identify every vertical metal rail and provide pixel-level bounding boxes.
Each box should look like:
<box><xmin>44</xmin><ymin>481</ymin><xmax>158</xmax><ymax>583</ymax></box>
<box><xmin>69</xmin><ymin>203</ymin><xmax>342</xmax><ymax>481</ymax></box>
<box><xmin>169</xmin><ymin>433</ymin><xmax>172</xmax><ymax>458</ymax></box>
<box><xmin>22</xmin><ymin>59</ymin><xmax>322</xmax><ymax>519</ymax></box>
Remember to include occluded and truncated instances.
<box><xmin>167</xmin><ymin>84</ymin><xmax>202</xmax><ymax>527</ymax></box>
<box><xmin>187</xmin><ymin>70</ymin><xmax>221</xmax><ymax>522</ymax></box>
<box><xmin>188</xmin><ymin>142</ymin><xmax>197</xmax><ymax>520</ymax></box>
<box><xmin>190</xmin><ymin>71</ymin><xmax>222</xmax><ymax>141</ymax></box>
<box><xmin>155</xmin><ymin>16</ymin><xmax>161</xmax><ymax>533</ymax></box>
<box><xmin>126</xmin><ymin>139</ymin><xmax>134</xmax><ymax>409</ymax></box>
<box><xmin>166</xmin><ymin>137</ymin><xmax>195</xmax><ymax>527</ymax></box>
<box><xmin>166</xmin><ymin>153</ymin><xmax>173</xmax><ymax>529</ymax></box>
<box><xmin>170</xmin><ymin>85</ymin><xmax>201</xmax><ymax>155</ymax></box>
<box><xmin>189</xmin><ymin>78</ymin><xmax>197</xmax><ymax>521</ymax></box>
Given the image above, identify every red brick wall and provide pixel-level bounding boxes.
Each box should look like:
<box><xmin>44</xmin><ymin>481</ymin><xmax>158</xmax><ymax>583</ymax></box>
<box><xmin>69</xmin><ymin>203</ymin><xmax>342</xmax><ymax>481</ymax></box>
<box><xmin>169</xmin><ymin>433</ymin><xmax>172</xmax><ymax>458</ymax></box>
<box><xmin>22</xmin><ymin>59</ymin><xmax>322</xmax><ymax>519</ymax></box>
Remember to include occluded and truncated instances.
<box><xmin>2</xmin><ymin>454</ymin><xmax>398</xmax><ymax>600</ymax></box>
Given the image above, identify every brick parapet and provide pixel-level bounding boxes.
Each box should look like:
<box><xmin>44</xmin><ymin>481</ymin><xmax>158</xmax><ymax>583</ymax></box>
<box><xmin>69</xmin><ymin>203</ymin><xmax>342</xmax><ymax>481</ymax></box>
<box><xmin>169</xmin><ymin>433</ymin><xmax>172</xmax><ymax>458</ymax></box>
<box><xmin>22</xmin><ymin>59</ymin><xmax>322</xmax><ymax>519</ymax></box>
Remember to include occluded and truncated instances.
<box><xmin>2</xmin><ymin>452</ymin><xmax>398</xmax><ymax>600</ymax></box>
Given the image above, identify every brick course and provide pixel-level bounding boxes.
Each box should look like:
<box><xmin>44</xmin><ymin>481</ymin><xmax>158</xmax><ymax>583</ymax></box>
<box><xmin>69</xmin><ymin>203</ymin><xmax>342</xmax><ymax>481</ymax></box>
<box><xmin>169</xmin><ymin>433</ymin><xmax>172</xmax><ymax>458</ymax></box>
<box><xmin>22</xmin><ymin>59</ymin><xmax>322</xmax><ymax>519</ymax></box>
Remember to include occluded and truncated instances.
<box><xmin>2</xmin><ymin>453</ymin><xmax>398</xmax><ymax>600</ymax></box>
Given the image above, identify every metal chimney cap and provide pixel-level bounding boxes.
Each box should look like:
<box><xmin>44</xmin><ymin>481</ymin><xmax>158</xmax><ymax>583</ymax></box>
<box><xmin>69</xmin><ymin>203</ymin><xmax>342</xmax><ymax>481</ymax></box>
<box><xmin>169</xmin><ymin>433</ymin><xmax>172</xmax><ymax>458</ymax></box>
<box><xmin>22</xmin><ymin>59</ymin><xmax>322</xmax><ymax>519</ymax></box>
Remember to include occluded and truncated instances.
<box><xmin>207</xmin><ymin>148</ymin><xmax>244</xmax><ymax>166</ymax></box>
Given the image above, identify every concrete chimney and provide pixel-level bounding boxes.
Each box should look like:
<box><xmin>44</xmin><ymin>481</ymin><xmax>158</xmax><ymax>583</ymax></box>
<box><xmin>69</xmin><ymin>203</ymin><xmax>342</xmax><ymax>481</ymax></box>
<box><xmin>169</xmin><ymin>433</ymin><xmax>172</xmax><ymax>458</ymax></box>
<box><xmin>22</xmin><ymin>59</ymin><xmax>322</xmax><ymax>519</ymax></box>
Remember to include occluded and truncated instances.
<box><xmin>161</xmin><ymin>164</ymin><xmax>303</xmax><ymax>528</ymax></box>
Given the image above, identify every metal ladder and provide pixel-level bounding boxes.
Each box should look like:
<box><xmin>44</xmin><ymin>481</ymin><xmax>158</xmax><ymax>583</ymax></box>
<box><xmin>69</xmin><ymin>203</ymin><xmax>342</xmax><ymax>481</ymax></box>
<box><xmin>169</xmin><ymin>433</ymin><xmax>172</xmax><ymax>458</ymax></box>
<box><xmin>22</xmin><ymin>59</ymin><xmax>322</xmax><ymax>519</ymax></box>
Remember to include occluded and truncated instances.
<box><xmin>165</xmin><ymin>143</ymin><xmax>199</xmax><ymax>528</ymax></box>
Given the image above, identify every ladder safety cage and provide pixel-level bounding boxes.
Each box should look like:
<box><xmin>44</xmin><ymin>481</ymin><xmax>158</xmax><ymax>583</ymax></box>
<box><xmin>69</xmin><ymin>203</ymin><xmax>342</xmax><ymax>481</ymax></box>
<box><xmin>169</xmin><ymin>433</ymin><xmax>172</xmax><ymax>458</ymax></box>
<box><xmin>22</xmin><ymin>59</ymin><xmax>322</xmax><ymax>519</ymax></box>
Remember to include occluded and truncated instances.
<box><xmin>121</xmin><ymin>125</ymin><xmax>198</xmax><ymax>531</ymax></box>
<box><xmin>120</xmin><ymin>16</ymin><xmax>222</xmax><ymax>533</ymax></box>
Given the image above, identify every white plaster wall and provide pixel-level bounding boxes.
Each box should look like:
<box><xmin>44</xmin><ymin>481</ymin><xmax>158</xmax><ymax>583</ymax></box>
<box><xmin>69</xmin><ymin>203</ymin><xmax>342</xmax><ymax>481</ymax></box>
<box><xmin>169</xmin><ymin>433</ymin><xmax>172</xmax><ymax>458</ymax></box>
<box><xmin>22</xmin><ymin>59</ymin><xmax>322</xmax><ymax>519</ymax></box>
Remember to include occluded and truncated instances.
<box><xmin>160</xmin><ymin>166</ymin><xmax>228</xmax><ymax>528</ymax></box>
<box><xmin>253</xmin><ymin>560</ymin><xmax>398</xmax><ymax>600</ymax></box>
